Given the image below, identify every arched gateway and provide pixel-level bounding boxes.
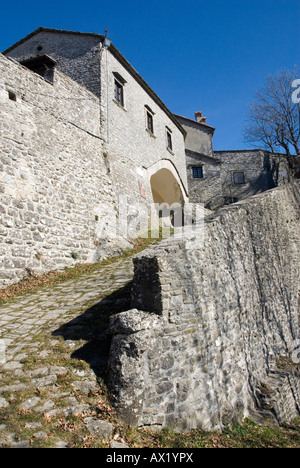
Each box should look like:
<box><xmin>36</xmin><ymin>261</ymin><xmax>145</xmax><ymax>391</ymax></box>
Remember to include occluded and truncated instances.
<box><xmin>146</xmin><ymin>160</ymin><xmax>189</xmax><ymax>228</ymax></box>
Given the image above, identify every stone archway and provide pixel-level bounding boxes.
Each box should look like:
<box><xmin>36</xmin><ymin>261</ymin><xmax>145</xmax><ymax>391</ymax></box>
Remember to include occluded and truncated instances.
<box><xmin>140</xmin><ymin>159</ymin><xmax>189</xmax><ymax>229</ymax></box>
<box><xmin>146</xmin><ymin>159</ymin><xmax>189</xmax><ymax>204</ymax></box>
<box><xmin>150</xmin><ymin>168</ymin><xmax>185</xmax><ymax>227</ymax></box>
<box><xmin>150</xmin><ymin>168</ymin><xmax>184</xmax><ymax>205</ymax></box>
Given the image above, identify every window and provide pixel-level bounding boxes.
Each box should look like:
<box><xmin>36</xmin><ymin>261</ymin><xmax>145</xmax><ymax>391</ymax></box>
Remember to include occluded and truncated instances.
<box><xmin>8</xmin><ymin>91</ymin><xmax>17</xmax><ymax>102</ymax></box>
<box><xmin>147</xmin><ymin>111</ymin><xmax>154</xmax><ymax>133</ymax></box>
<box><xmin>20</xmin><ymin>55</ymin><xmax>57</xmax><ymax>83</ymax></box>
<box><xmin>145</xmin><ymin>105</ymin><xmax>155</xmax><ymax>135</ymax></box>
<box><xmin>113</xmin><ymin>72</ymin><xmax>126</xmax><ymax>107</ymax></box>
<box><xmin>166</xmin><ymin>128</ymin><xmax>173</xmax><ymax>151</ymax></box>
<box><xmin>192</xmin><ymin>167</ymin><xmax>203</xmax><ymax>179</ymax></box>
<box><xmin>114</xmin><ymin>80</ymin><xmax>124</xmax><ymax>106</ymax></box>
<box><xmin>233</xmin><ymin>172</ymin><xmax>245</xmax><ymax>185</ymax></box>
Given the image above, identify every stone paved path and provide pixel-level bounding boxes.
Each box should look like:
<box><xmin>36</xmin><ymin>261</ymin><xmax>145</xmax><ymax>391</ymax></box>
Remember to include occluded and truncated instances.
<box><xmin>0</xmin><ymin>256</ymin><xmax>134</xmax><ymax>448</ymax></box>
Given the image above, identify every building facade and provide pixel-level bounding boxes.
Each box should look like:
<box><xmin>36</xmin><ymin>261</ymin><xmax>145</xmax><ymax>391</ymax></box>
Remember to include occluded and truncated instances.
<box><xmin>0</xmin><ymin>28</ymin><xmax>189</xmax><ymax>287</ymax></box>
<box><xmin>0</xmin><ymin>27</ymin><xmax>289</xmax><ymax>287</ymax></box>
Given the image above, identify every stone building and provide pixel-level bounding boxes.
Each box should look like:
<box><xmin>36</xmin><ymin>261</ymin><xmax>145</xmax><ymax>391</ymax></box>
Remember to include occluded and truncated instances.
<box><xmin>176</xmin><ymin>112</ymin><xmax>289</xmax><ymax>210</ymax></box>
<box><xmin>0</xmin><ymin>27</ymin><xmax>290</xmax><ymax>287</ymax></box>
<box><xmin>0</xmin><ymin>27</ymin><xmax>189</xmax><ymax>287</ymax></box>
<box><xmin>1</xmin><ymin>27</ymin><xmax>299</xmax><ymax>433</ymax></box>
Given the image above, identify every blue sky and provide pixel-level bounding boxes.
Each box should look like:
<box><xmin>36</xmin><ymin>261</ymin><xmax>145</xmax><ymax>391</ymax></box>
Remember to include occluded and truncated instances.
<box><xmin>1</xmin><ymin>0</ymin><xmax>299</xmax><ymax>150</ymax></box>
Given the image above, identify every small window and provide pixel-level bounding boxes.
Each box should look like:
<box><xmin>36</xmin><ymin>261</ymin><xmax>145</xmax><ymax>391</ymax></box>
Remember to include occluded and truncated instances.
<box><xmin>20</xmin><ymin>55</ymin><xmax>57</xmax><ymax>82</ymax></box>
<box><xmin>147</xmin><ymin>111</ymin><xmax>154</xmax><ymax>133</ymax></box>
<box><xmin>166</xmin><ymin>128</ymin><xmax>173</xmax><ymax>151</ymax></box>
<box><xmin>114</xmin><ymin>79</ymin><xmax>124</xmax><ymax>106</ymax></box>
<box><xmin>192</xmin><ymin>167</ymin><xmax>203</xmax><ymax>179</ymax></box>
<box><xmin>113</xmin><ymin>72</ymin><xmax>126</xmax><ymax>107</ymax></box>
<box><xmin>8</xmin><ymin>91</ymin><xmax>17</xmax><ymax>102</ymax></box>
<box><xmin>233</xmin><ymin>172</ymin><xmax>245</xmax><ymax>185</ymax></box>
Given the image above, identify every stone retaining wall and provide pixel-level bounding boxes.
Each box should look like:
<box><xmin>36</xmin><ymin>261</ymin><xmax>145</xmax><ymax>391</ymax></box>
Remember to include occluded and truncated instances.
<box><xmin>107</xmin><ymin>182</ymin><xmax>300</xmax><ymax>431</ymax></box>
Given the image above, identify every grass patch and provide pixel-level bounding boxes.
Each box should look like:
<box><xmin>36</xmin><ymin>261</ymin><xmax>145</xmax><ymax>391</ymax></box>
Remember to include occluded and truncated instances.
<box><xmin>122</xmin><ymin>418</ymin><xmax>300</xmax><ymax>449</ymax></box>
<box><xmin>1</xmin><ymin>319</ymin><xmax>300</xmax><ymax>449</ymax></box>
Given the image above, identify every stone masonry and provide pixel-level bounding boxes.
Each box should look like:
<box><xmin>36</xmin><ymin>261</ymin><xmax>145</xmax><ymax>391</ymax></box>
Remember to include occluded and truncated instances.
<box><xmin>3</xmin><ymin>28</ymin><xmax>188</xmax><ymax>208</ymax></box>
<box><xmin>107</xmin><ymin>182</ymin><xmax>300</xmax><ymax>432</ymax></box>
<box><xmin>0</xmin><ymin>53</ymin><xmax>128</xmax><ymax>287</ymax></box>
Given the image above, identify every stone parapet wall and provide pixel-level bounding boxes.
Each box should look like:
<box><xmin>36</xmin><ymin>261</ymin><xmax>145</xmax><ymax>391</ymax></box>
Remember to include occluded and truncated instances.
<box><xmin>107</xmin><ymin>182</ymin><xmax>300</xmax><ymax>431</ymax></box>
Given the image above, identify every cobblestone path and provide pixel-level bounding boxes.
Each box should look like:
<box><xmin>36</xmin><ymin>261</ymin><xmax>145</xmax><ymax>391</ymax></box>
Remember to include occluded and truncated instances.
<box><xmin>0</xmin><ymin>256</ymin><xmax>134</xmax><ymax>448</ymax></box>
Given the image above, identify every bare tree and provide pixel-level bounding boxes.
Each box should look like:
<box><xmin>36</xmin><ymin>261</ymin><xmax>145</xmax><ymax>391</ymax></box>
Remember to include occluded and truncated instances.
<box><xmin>244</xmin><ymin>68</ymin><xmax>300</xmax><ymax>176</ymax></box>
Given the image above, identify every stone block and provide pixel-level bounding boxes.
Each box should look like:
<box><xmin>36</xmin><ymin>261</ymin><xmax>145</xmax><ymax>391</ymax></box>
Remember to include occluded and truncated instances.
<box><xmin>84</xmin><ymin>418</ymin><xmax>114</xmax><ymax>439</ymax></box>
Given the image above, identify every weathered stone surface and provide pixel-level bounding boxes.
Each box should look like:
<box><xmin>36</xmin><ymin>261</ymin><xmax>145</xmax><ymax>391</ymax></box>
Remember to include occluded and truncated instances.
<box><xmin>34</xmin><ymin>400</ymin><xmax>55</xmax><ymax>413</ymax></box>
<box><xmin>55</xmin><ymin>441</ymin><xmax>69</xmax><ymax>448</ymax></box>
<box><xmin>20</xmin><ymin>397</ymin><xmax>41</xmax><ymax>410</ymax></box>
<box><xmin>0</xmin><ymin>254</ymin><xmax>134</xmax><ymax>448</ymax></box>
<box><xmin>71</xmin><ymin>380</ymin><xmax>98</xmax><ymax>394</ymax></box>
<box><xmin>108</xmin><ymin>183</ymin><xmax>300</xmax><ymax>432</ymax></box>
<box><xmin>84</xmin><ymin>417</ymin><xmax>114</xmax><ymax>439</ymax></box>
<box><xmin>176</xmin><ymin>113</ymin><xmax>289</xmax><ymax>211</ymax></box>
<box><xmin>2</xmin><ymin>361</ymin><xmax>23</xmax><ymax>370</ymax></box>
<box><xmin>31</xmin><ymin>375</ymin><xmax>57</xmax><ymax>387</ymax></box>
<box><xmin>33</xmin><ymin>431</ymin><xmax>48</xmax><ymax>440</ymax></box>
<box><xmin>11</xmin><ymin>440</ymin><xmax>30</xmax><ymax>448</ymax></box>
<box><xmin>110</xmin><ymin>440</ymin><xmax>129</xmax><ymax>448</ymax></box>
<box><xmin>0</xmin><ymin>52</ymin><xmax>131</xmax><ymax>289</ymax></box>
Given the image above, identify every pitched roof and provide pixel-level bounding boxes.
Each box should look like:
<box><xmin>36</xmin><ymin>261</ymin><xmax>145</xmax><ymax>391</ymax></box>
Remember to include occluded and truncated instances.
<box><xmin>2</xmin><ymin>27</ymin><xmax>105</xmax><ymax>54</ymax></box>
<box><xmin>3</xmin><ymin>27</ymin><xmax>186</xmax><ymax>136</ymax></box>
<box><xmin>174</xmin><ymin>113</ymin><xmax>215</xmax><ymax>134</ymax></box>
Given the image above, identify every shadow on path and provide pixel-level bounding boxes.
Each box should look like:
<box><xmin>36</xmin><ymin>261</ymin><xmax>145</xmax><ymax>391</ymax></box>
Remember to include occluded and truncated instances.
<box><xmin>52</xmin><ymin>282</ymin><xmax>132</xmax><ymax>380</ymax></box>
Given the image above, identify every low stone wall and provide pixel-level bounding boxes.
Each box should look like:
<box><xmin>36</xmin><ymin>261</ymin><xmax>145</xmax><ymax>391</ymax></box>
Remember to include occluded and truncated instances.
<box><xmin>107</xmin><ymin>182</ymin><xmax>300</xmax><ymax>431</ymax></box>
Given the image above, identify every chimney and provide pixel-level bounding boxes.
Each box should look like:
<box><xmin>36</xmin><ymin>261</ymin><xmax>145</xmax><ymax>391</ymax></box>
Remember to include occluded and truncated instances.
<box><xmin>195</xmin><ymin>111</ymin><xmax>207</xmax><ymax>125</ymax></box>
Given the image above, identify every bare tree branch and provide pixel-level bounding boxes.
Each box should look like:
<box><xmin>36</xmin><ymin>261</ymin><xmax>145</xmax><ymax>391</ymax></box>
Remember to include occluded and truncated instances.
<box><xmin>244</xmin><ymin>68</ymin><xmax>300</xmax><ymax>166</ymax></box>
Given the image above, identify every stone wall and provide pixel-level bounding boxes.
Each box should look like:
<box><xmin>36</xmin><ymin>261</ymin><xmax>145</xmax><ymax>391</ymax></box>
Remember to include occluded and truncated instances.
<box><xmin>175</xmin><ymin>110</ymin><xmax>290</xmax><ymax>210</ymax></box>
<box><xmin>185</xmin><ymin>151</ymin><xmax>223</xmax><ymax>209</ymax></box>
<box><xmin>0</xmin><ymin>54</ymin><xmax>126</xmax><ymax>288</ymax></box>
<box><xmin>107</xmin><ymin>182</ymin><xmax>300</xmax><ymax>431</ymax></box>
<box><xmin>175</xmin><ymin>114</ymin><xmax>224</xmax><ymax>210</ymax></box>
<box><xmin>184</xmin><ymin>149</ymin><xmax>289</xmax><ymax>210</ymax></box>
<box><xmin>215</xmin><ymin>149</ymin><xmax>289</xmax><ymax>204</ymax></box>
<box><xmin>3</xmin><ymin>29</ymin><xmax>190</xmax><ymax>245</ymax></box>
